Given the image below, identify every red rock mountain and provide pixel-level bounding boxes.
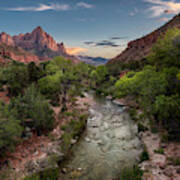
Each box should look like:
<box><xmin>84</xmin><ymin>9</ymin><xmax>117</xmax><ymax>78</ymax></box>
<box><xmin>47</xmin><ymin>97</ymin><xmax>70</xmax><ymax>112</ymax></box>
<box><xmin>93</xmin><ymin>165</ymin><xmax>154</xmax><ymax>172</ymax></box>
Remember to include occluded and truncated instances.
<box><xmin>108</xmin><ymin>14</ymin><xmax>180</xmax><ymax>64</ymax></box>
<box><xmin>0</xmin><ymin>26</ymin><xmax>78</xmax><ymax>63</ymax></box>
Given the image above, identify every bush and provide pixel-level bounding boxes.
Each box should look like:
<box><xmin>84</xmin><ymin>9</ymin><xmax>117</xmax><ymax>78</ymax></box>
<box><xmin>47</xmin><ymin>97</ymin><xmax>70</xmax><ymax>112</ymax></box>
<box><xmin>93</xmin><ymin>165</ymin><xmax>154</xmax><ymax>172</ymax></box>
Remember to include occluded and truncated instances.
<box><xmin>3</xmin><ymin>62</ymin><xmax>29</xmax><ymax>96</ymax></box>
<box><xmin>140</xmin><ymin>147</ymin><xmax>149</xmax><ymax>162</ymax></box>
<box><xmin>24</xmin><ymin>168</ymin><xmax>59</xmax><ymax>180</ymax></box>
<box><xmin>154</xmin><ymin>148</ymin><xmax>164</xmax><ymax>154</ymax></box>
<box><xmin>114</xmin><ymin>165</ymin><xmax>143</xmax><ymax>180</ymax></box>
<box><xmin>168</xmin><ymin>157</ymin><xmax>180</xmax><ymax>166</ymax></box>
<box><xmin>0</xmin><ymin>102</ymin><xmax>22</xmax><ymax>155</ymax></box>
<box><xmin>148</xmin><ymin>28</ymin><xmax>180</xmax><ymax>69</ymax></box>
<box><xmin>60</xmin><ymin>112</ymin><xmax>87</xmax><ymax>153</ymax></box>
<box><xmin>153</xmin><ymin>95</ymin><xmax>180</xmax><ymax>140</ymax></box>
<box><xmin>138</xmin><ymin>123</ymin><xmax>148</xmax><ymax>132</ymax></box>
<box><xmin>9</xmin><ymin>85</ymin><xmax>55</xmax><ymax>135</ymax></box>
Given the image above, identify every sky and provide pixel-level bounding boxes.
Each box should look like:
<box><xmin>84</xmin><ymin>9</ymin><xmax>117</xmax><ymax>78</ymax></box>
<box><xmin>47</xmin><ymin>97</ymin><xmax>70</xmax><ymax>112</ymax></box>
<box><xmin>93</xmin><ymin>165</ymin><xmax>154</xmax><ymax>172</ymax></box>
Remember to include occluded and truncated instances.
<box><xmin>0</xmin><ymin>0</ymin><xmax>180</xmax><ymax>58</ymax></box>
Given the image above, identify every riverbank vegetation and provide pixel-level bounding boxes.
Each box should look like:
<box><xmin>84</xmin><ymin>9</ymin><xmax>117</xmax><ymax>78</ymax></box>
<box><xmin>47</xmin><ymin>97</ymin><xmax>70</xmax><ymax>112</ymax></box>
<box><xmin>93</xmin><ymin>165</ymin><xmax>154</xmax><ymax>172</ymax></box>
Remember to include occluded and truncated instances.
<box><xmin>0</xmin><ymin>57</ymin><xmax>92</xmax><ymax>164</ymax></box>
<box><xmin>114</xmin><ymin>166</ymin><xmax>143</xmax><ymax>180</ymax></box>
<box><xmin>93</xmin><ymin>28</ymin><xmax>180</xmax><ymax>142</ymax></box>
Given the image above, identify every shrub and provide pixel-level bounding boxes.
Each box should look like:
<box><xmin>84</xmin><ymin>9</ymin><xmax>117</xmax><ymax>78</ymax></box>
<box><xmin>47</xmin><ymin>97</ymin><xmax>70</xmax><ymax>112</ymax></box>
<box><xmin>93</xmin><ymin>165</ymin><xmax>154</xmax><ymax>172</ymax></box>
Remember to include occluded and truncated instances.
<box><xmin>114</xmin><ymin>165</ymin><xmax>143</xmax><ymax>180</ymax></box>
<box><xmin>9</xmin><ymin>85</ymin><xmax>55</xmax><ymax>135</ymax></box>
<box><xmin>153</xmin><ymin>95</ymin><xmax>180</xmax><ymax>140</ymax></box>
<box><xmin>148</xmin><ymin>28</ymin><xmax>180</xmax><ymax>69</ymax></box>
<box><xmin>154</xmin><ymin>148</ymin><xmax>164</xmax><ymax>154</ymax></box>
<box><xmin>23</xmin><ymin>168</ymin><xmax>59</xmax><ymax>180</ymax></box>
<box><xmin>168</xmin><ymin>157</ymin><xmax>180</xmax><ymax>166</ymax></box>
<box><xmin>0</xmin><ymin>102</ymin><xmax>22</xmax><ymax>155</ymax></box>
<box><xmin>140</xmin><ymin>147</ymin><xmax>149</xmax><ymax>162</ymax></box>
<box><xmin>3</xmin><ymin>63</ymin><xmax>29</xmax><ymax>96</ymax></box>
<box><xmin>138</xmin><ymin>123</ymin><xmax>148</xmax><ymax>132</ymax></box>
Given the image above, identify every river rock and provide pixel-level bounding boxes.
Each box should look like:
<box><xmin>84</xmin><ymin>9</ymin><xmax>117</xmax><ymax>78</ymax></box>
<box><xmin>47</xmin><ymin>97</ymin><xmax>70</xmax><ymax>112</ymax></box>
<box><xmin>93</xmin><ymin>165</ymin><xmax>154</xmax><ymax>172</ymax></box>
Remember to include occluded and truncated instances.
<box><xmin>106</xmin><ymin>95</ymin><xmax>112</xmax><ymax>100</ymax></box>
<box><xmin>38</xmin><ymin>159</ymin><xmax>49</xmax><ymax>169</ymax></box>
<box><xmin>103</xmin><ymin>122</ymin><xmax>109</xmax><ymax>130</ymax></box>
<box><xmin>85</xmin><ymin>137</ymin><xmax>91</xmax><ymax>143</ymax></box>
<box><xmin>97</xmin><ymin>140</ymin><xmax>104</xmax><ymax>145</ymax></box>
<box><xmin>71</xmin><ymin>139</ymin><xmax>77</xmax><ymax>145</ymax></box>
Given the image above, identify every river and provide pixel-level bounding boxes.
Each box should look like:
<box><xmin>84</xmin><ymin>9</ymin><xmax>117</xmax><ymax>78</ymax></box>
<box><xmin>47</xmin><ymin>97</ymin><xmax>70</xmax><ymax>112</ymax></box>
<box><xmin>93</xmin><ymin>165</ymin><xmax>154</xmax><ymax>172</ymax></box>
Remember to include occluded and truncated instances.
<box><xmin>60</xmin><ymin>94</ymin><xmax>142</xmax><ymax>180</ymax></box>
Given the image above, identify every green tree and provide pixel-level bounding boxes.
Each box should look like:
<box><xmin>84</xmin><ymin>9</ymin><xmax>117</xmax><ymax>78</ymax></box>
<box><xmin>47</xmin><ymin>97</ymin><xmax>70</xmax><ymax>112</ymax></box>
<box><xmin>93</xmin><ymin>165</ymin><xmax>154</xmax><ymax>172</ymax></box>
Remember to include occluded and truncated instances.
<box><xmin>9</xmin><ymin>85</ymin><xmax>55</xmax><ymax>135</ymax></box>
<box><xmin>148</xmin><ymin>28</ymin><xmax>180</xmax><ymax>69</ymax></box>
<box><xmin>3</xmin><ymin>62</ymin><xmax>29</xmax><ymax>96</ymax></box>
<box><xmin>153</xmin><ymin>95</ymin><xmax>180</xmax><ymax>140</ymax></box>
<box><xmin>0</xmin><ymin>102</ymin><xmax>22</xmax><ymax>154</ymax></box>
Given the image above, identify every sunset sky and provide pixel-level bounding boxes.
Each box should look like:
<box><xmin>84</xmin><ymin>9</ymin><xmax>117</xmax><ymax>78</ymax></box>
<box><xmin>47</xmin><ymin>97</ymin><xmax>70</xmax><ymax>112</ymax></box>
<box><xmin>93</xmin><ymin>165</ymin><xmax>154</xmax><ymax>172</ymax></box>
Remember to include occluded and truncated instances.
<box><xmin>0</xmin><ymin>0</ymin><xmax>179</xmax><ymax>58</ymax></box>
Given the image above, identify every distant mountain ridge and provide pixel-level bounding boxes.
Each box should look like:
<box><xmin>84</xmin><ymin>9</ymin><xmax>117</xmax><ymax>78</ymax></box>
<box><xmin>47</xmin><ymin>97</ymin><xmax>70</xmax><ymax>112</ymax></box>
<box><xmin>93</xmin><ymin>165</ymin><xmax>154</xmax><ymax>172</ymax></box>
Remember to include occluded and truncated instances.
<box><xmin>0</xmin><ymin>26</ymin><xmax>79</xmax><ymax>63</ymax></box>
<box><xmin>78</xmin><ymin>55</ymin><xmax>108</xmax><ymax>65</ymax></box>
<box><xmin>108</xmin><ymin>14</ymin><xmax>180</xmax><ymax>64</ymax></box>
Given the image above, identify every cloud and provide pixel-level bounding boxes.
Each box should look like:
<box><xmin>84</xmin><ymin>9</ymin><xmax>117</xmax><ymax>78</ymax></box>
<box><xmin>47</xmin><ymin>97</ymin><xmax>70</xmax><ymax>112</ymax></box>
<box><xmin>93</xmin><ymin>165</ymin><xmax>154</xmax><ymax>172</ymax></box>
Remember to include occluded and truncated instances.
<box><xmin>129</xmin><ymin>8</ymin><xmax>139</xmax><ymax>16</ymax></box>
<box><xmin>96</xmin><ymin>40</ymin><xmax>120</xmax><ymax>47</ymax></box>
<box><xmin>157</xmin><ymin>17</ymin><xmax>170</xmax><ymax>22</ymax></box>
<box><xmin>84</xmin><ymin>41</ymin><xmax>95</xmax><ymax>45</ymax></box>
<box><xmin>66</xmin><ymin>47</ymin><xmax>88</xmax><ymax>55</ymax></box>
<box><xmin>5</xmin><ymin>3</ymin><xmax>70</xmax><ymax>11</ymax></box>
<box><xmin>76</xmin><ymin>18</ymin><xmax>95</xmax><ymax>22</ymax></box>
<box><xmin>110</xmin><ymin>36</ymin><xmax>128</xmax><ymax>40</ymax></box>
<box><xmin>144</xmin><ymin>0</ymin><xmax>180</xmax><ymax>17</ymax></box>
<box><xmin>84</xmin><ymin>40</ymin><xmax>121</xmax><ymax>48</ymax></box>
<box><xmin>76</xmin><ymin>2</ymin><xmax>94</xmax><ymax>9</ymax></box>
<box><xmin>5</xmin><ymin>2</ymin><xmax>94</xmax><ymax>12</ymax></box>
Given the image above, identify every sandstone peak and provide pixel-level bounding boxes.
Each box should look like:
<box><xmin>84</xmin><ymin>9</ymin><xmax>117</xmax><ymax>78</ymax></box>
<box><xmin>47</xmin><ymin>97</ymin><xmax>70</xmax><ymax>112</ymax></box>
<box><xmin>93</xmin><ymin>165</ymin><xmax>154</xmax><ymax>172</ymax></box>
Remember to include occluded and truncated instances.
<box><xmin>0</xmin><ymin>26</ymin><xmax>79</xmax><ymax>63</ymax></box>
<box><xmin>32</xmin><ymin>26</ymin><xmax>45</xmax><ymax>35</ymax></box>
<box><xmin>0</xmin><ymin>32</ymin><xmax>14</xmax><ymax>46</ymax></box>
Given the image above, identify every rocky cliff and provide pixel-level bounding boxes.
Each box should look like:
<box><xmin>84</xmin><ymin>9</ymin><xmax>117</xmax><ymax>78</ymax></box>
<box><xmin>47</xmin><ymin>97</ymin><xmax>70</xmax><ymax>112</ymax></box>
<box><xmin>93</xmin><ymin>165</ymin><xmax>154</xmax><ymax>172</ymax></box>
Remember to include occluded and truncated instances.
<box><xmin>108</xmin><ymin>14</ymin><xmax>180</xmax><ymax>64</ymax></box>
<box><xmin>0</xmin><ymin>26</ymin><xmax>78</xmax><ymax>63</ymax></box>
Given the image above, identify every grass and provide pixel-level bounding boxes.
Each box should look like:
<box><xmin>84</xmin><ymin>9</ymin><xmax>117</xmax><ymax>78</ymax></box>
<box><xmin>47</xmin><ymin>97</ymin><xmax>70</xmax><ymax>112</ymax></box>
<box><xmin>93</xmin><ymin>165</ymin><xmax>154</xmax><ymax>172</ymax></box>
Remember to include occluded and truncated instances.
<box><xmin>114</xmin><ymin>165</ymin><xmax>143</xmax><ymax>180</ymax></box>
<box><xmin>23</xmin><ymin>168</ymin><xmax>59</xmax><ymax>180</ymax></box>
<box><xmin>154</xmin><ymin>148</ymin><xmax>164</xmax><ymax>154</ymax></box>
<box><xmin>60</xmin><ymin>112</ymin><xmax>87</xmax><ymax>153</ymax></box>
<box><xmin>168</xmin><ymin>157</ymin><xmax>180</xmax><ymax>166</ymax></box>
<box><xmin>138</xmin><ymin>123</ymin><xmax>148</xmax><ymax>132</ymax></box>
<box><xmin>140</xmin><ymin>147</ymin><xmax>149</xmax><ymax>162</ymax></box>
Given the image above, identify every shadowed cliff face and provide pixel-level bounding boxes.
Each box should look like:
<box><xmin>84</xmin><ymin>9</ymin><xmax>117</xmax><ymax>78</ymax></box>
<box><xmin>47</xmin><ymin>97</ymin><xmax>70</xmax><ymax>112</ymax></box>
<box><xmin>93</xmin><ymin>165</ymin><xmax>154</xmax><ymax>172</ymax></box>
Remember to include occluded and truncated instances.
<box><xmin>0</xmin><ymin>26</ymin><xmax>79</xmax><ymax>63</ymax></box>
<box><xmin>108</xmin><ymin>14</ymin><xmax>180</xmax><ymax>64</ymax></box>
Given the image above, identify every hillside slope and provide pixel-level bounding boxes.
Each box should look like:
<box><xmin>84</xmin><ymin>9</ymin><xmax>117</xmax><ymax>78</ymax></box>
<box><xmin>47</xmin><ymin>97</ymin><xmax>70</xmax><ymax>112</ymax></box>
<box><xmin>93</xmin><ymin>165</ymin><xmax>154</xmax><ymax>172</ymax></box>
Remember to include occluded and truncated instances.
<box><xmin>108</xmin><ymin>14</ymin><xmax>180</xmax><ymax>64</ymax></box>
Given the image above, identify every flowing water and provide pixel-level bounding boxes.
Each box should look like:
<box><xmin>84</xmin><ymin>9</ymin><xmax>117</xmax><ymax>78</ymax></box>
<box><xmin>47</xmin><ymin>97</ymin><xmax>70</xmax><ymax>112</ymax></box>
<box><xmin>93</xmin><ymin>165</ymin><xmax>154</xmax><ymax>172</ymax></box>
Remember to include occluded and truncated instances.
<box><xmin>61</xmin><ymin>94</ymin><xmax>142</xmax><ymax>180</ymax></box>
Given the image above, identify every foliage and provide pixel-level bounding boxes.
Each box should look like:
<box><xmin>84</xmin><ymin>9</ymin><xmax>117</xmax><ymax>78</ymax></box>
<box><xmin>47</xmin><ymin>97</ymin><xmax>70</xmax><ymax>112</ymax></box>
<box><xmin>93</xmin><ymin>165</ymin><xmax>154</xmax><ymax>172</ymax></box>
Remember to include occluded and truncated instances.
<box><xmin>153</xmin><ymin>95</ymin><xmax>180</xmax><ymax>140</ymax></box>
<box><xmin>3</xmin><ymin>62</ymin><xmax>29</xmax><ymax>96</ymax></box>
<box><xmin>114</xmin><ymin>165</ymin><xmax>143</xmax><ymax>180</ymax></box>
<box><xmin>90</xmin><ymin>65</ymin><xmax>109</xmax><ymax>87</ymax></box>
<box><xmin>60</xmin><ymin>111</ymin><xmax>87</xmax><ymax>153</ymax></box>
<box><xmin>148</xmin><ymin>28</ymin><xmax>180</xmax><ymax>69</ymax></box>
<box><xmin>9</xmin><ymin>85</ymin><xmax>55</xmax><ymax>135</ymax></box>
<box><xmin>0</xmin><ymin>102</ymin><xmax>22</xmax><ymax>155</ymax></box>
<box><xmin>138</xmin><ymin>123</ymin><xmax>148</xmax><ymax>132</ymax></box>
<box><xmin>38</xmin><ymin>71</ymin><xmax>62</xmax><ymax>95</ymax></box>
<box><xmin>23</xmin><ymin>168</ymin><xmax>59</xmax><ymax>180</ymax></box>
<box><xmin>27</xmin><ymin>62</ymin><xmax>45</xmax><ymax>83</ymax></box>
<box><xmin>168</xmin><ymin>157</ymin><xmax>180</xmax><ymax>166</ymax></box>
<box><xmin>154</xmin><ymin>148</ymin><xmax>164</xmax><ymax>154</ymax></box>
<box><xmin>140</xmin><ymin>147</ymin><xmax>149</xmax><ymax>162</ymax></box>
<box><xmin>38</xmin><ymin>57</ymin><xmax>91</xmax><ymax>106</ymax></box>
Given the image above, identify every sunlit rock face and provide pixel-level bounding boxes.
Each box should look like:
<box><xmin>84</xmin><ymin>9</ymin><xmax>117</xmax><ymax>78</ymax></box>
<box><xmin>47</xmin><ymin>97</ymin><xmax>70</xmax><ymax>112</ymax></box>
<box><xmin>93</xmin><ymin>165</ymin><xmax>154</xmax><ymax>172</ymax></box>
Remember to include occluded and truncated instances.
<box><xmin>0</xmin><ymin>26</ymin><xmax>79</xmax><ymax>63</ymax></box>
<box><xmin>0</xmin><ymin>32</ymin><xmax>15</xmax><ymax>46</ymax></box>
<box><xmin>108</xmin><ymin>14</ymin><xmax>180</xmax><ymax>64</ymax></box>
<box><xmin>13</xmin><ymin>26</ymin><xmax>59</xmax><ymax>52</ymax></box>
